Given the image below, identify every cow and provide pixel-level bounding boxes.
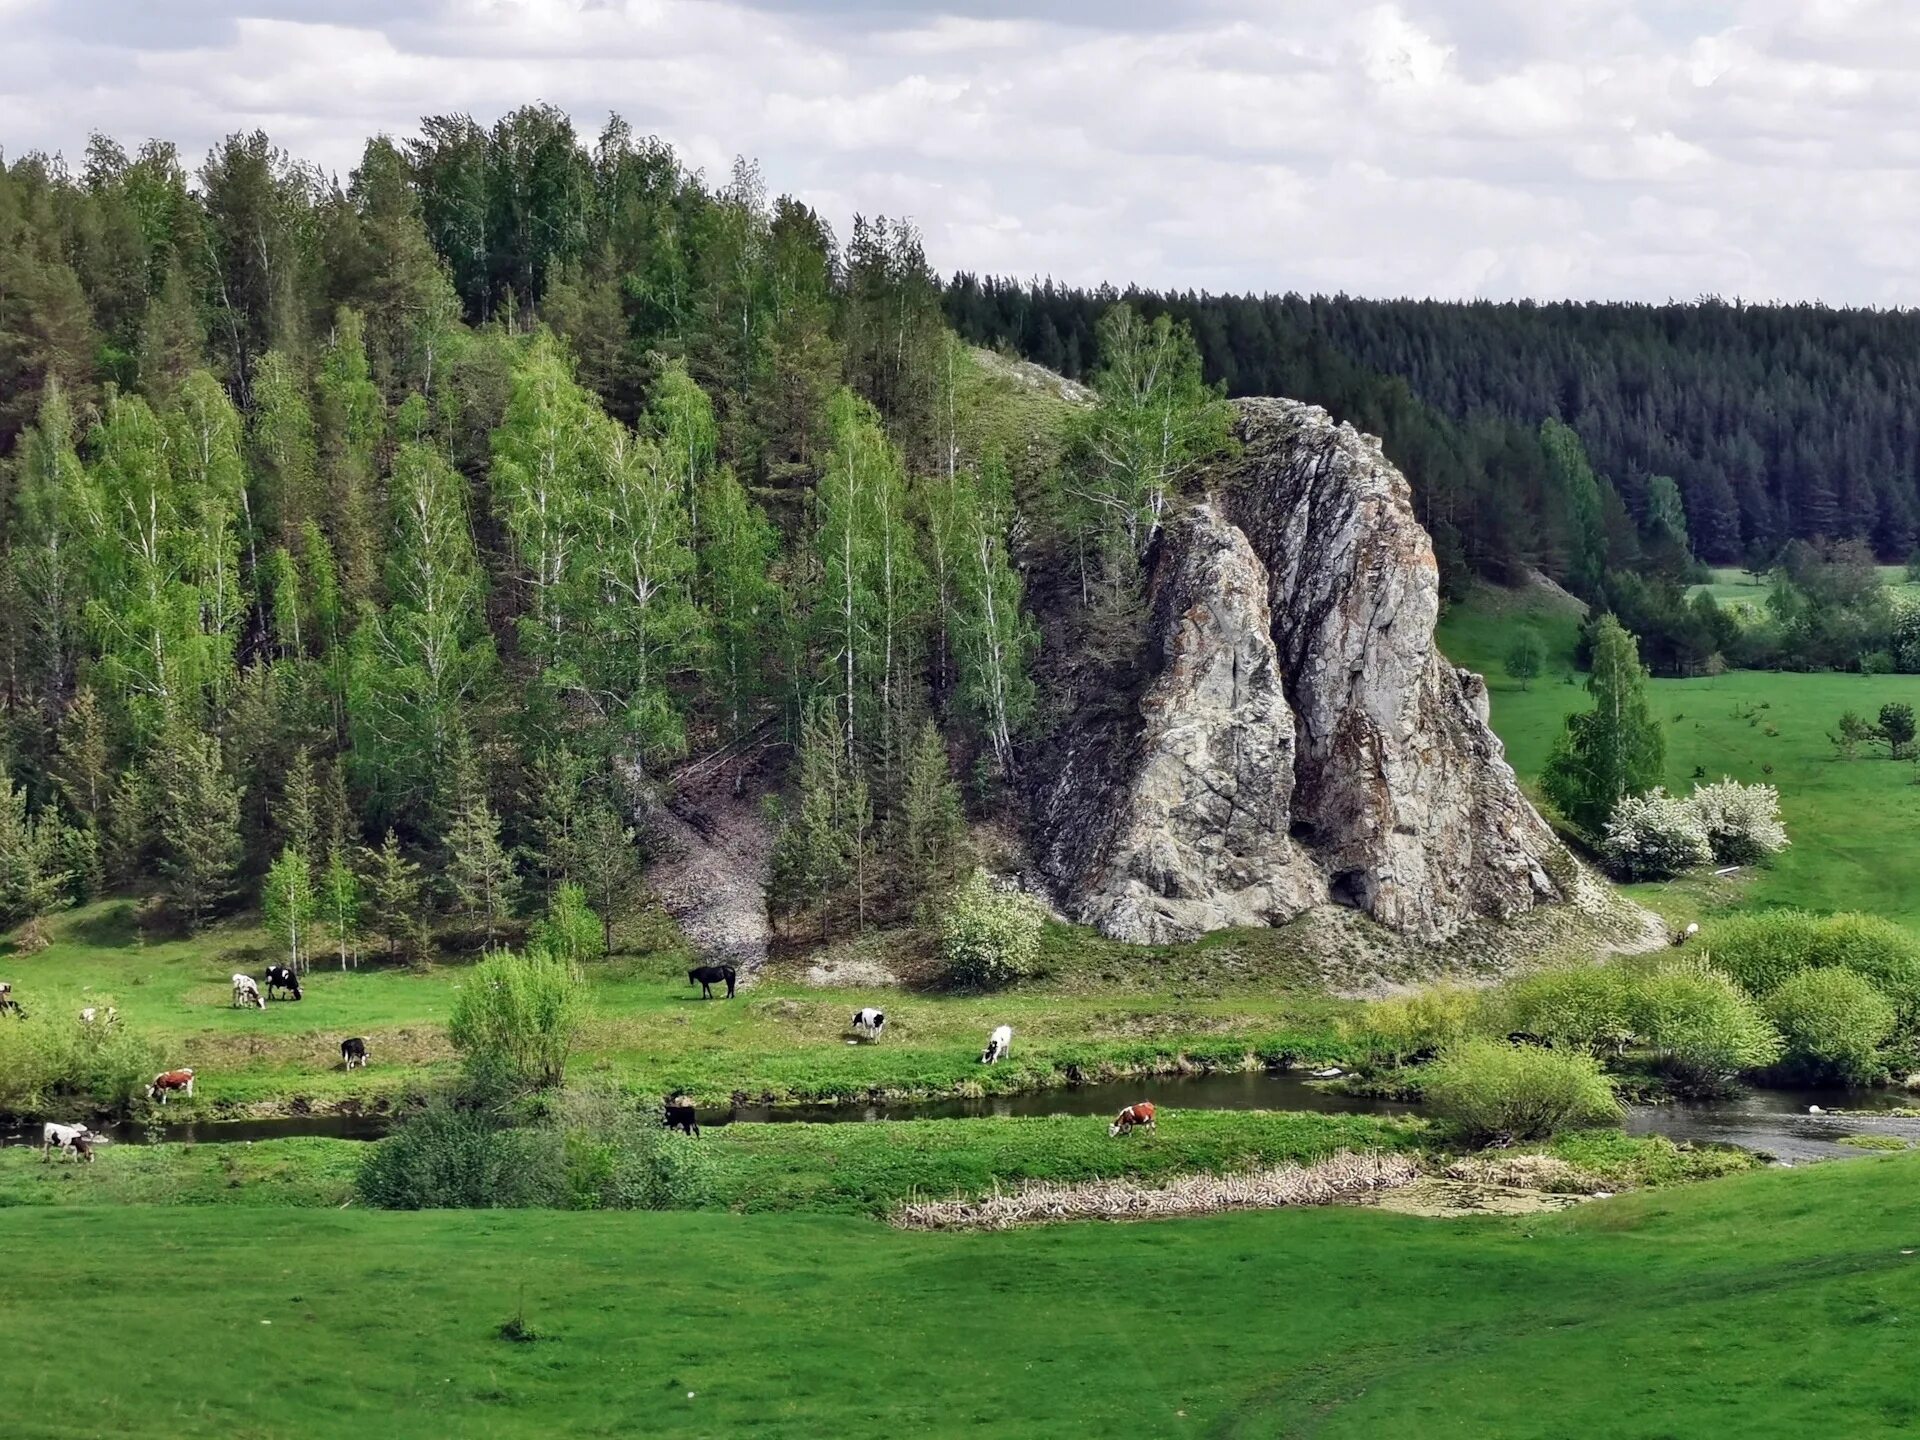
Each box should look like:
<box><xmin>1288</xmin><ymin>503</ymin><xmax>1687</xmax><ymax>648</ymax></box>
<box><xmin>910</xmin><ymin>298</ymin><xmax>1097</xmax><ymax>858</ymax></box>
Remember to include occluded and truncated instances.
<box><xmin>851</xmin><ymin>1007</ymin><xmax>887</xmax><ymax>1042</ymax></box>
<box><xmin>980</xmin><ymin>1024</ymin><xmax>1013</xmax><ymax>1065</ymax></box>
<box><xmin>78</xmin><ymin>1006</ymin><xmax>119</xmax><ymax>1027</ymax></box>
<box><xmin>41</xmin><ymin>1122</ymin><xmax>95</xmax><ymax>1163</ymax></box>
<box><xmin>231</xmin><ymin>974</ymin><xmax>265</xmax><ymax>1010</ymax></box>
<box><xmin>687</xmin><ymin>964</ymin><xmax>737</xmax><ymax>1000</ymax></box>
<box><xmin>1506</xmin><ymin>1031</ymin><xmax>1553</xmax><ymax>1049</ymax></box>
<box><xmin>1670</xmin><ymin>922</ymin><xmax>1701</xmax><ymax>947</ymax></box>
<box><xmin>0</xmin><ymin>982</ymin><xmax>24</xmax><ymax>1019</ymax></box>
<box><xmin>340</xmin><ymin>1037</ymin><xmax>369</xmax><ymax>1070</ymax></box>
<box><xmin>147</xmin><ymin>1068</ymin><xmax>194</xmax><ymax>1103</ymax></box>
<box><xmin>664</xmin><ymin>1094</ymin><xmax>699</xmax><ymax>1137</ymax></box>
<box><xmin>1109</xmin><ymin>1101</ymin><xmax>1157</xmax><ymax>1138</ymax></box>
<box><xmin>264</xmin><ymin>965</ymin><xmax>303</xmax><ymax>1001</ymax></box>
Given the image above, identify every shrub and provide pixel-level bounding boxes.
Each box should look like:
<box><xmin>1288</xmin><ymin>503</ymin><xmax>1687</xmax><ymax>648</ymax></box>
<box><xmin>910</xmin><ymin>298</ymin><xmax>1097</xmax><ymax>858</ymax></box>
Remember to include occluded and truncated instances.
<box><xmin>938</xmin><ymin>870</ymin><xmax>1044</xmax><ymax>989</ymax></box>
<box><xmin>531</xmin><ymin>882</ymin><xmax>604</xmax><ymax>965</ymax></box>
<box><xmin>1496</xmin><ymin>965</ymin><xmax>1635</xmax><ymax>1055</ymax></box>
<box><xmin>1422</xmin><ymin>1038</ymin><xmax>1622</xmax><ymax>1147</ymax></box>
<box><xmin>1341</xmin><ymin>984</ymin><xmax>1483</xmax><ymax>1070</ymax></box>
<box><xmin>1762</xmin><ymin>968</ymin><xmax>1896</xmax><ymax>1084</ymax></box>
<box><xmin>355</xmin><ymin>1104</ymin><xmax>568</xmax><ymax>1210</ymax></box>
<box><xmin>1628</xmin><ymin>959</ymin><xmax>1783</xmax><ymax>1094</ymax></box>
<box><xmin>448</xmin><ymin>946</ymin><xmax>589</xmax><ymax>1093</ymax></box>
<box><xmin>1685</xmin><ymin>777</ymin><xmax>1788</xmax><ymax>866</ymax></box>
<box><xmin>545</xmin><ymin>1084</ymin><xmax>719</xmax><ymax>1211</ymax></box>
<box><xmin>0</xmin><ymin>1012</ymin><xmax>160</xmax><ymax>1115</ymax></box>
<box><xmin>1601</xmin><ymin>788</ymin><xmax>1712</xmax><ymax>880</ymax></box>
<box><xmin>1703</xmin><ymin>910</ymin><xmax>1920</xmax><ymax>1021</ymax></box>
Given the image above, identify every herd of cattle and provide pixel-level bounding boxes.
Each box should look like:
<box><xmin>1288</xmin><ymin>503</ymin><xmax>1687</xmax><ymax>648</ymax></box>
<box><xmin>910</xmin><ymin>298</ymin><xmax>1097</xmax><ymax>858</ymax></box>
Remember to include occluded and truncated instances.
<box><xmin>8</xmin><ymin>964</ymin><xmax>1164</xmax><ymax>1163</ymax></box>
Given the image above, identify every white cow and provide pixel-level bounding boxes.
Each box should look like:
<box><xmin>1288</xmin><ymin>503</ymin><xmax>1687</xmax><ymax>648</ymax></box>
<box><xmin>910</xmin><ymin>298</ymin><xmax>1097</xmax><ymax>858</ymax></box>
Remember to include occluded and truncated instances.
<box><xmin>41</xmin><ymin>1122</ymin><xmax>96</xmax><ymax>1163</ymax></box>
<box><xmin>980</xmin><ymin>1025</ymin><xmax>1013</xmax><ymax>1065</ymax></box>
<box><xmin>851</xmin><ymin>1007</ymin><xmax>887</xmax><ymax>1042</ymax></box>
<box><xmin>231</xmin><ymin>974</ymin><xmax>265</xmax><ymax>1010</ymax></box>
<box><xmin>79</xmin><ymin>1006</ymin><xmax>118</xmax><ymax>1026</ymax></box>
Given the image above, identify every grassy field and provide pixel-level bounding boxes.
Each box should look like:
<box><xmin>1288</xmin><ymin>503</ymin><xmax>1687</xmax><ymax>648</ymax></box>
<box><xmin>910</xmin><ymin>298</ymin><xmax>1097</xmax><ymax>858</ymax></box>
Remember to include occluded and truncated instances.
<box><xmin>1440</xmin><ymin>585</ymin><xmax>1920</xmax><ymax>929</ymax></box>
<box><xmin>0</xmin><ymin>900</ymin><xmax>1354</xmax><ymax>1116</ymax></box>
<box><xmin>1685</xmin><ymin>564</ymin><xmax>1920</xmax><ymax>616</ymax></box>
<box><xmin>3</xmin><ymin>1152</ymin><xmax>1916</xmax><ymax>1438</ymax></box>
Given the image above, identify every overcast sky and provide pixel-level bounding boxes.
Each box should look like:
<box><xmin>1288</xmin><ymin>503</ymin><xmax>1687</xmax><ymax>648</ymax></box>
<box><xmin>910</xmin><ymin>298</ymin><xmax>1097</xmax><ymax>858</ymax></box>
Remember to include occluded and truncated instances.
<box><xmin>4</xmin><ymin>0</ymin><xmax>1919</xmax><ymax>305</ymax></box>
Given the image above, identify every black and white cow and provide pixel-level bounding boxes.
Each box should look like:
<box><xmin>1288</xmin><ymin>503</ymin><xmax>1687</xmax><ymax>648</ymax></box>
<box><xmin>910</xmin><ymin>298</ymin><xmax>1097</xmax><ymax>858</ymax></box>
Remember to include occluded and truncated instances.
<box><xmin>340</xmin><ymin>1037</ymin><xmax>369</xmax><ymax>1070</ymax></box>
<box><xmin>41</xmin><ymin>1121</ymin><xmax>96</xmax><ymax>1163</ymax></box>
<box><xmin>663</xmin><ymin>1094</ymin><xmax>699</xmax><ymax>1136</ymax></box>
<box><xmin>980</xmin><ymin>1024</ymin><xmax>1013</xmax><ymax>1065</ymax></box>
<box><xmin>231</xmin><ymin>974</ymin><xmax>265</xmax><ymax>1010</ymax></box>
<box><xmin>264</xmin><ymin>965</ymin><xmax>303</xmax><ymax>1001</ymax></box>
<box><xmin>851</xmin><ymin>1007</ymin><xmax>887</xmax><ymax>1042</ymax></box>
<box><xmin>0</xmin><ymin>981</ymin><xmax>24</xmax><ymax>1019</ymax></box>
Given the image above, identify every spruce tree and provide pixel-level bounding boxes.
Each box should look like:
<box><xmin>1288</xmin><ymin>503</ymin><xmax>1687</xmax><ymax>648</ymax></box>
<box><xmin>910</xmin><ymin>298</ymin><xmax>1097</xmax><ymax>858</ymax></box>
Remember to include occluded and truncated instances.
<box><xmin>894</xmin><ymin>721</ymin><xmax>965</xmax><ymax>905</ymax></box>
<box><xmin>444</xmin><ymin>789</ymin><xmax>519</xmax><ymax>949</ymax></box>
<box><xmin>151</xmin><ymin>728</ymin><xmax>243</xmax><ymax>931</ymax></box>
<box><xmin>365</xmin><ymin>828</ymin><xmax>428</xmax><ymax>962</ymax></box>
<box><xmin>1541</xmin><ymin>615</ymin><xmax>1666</xmax><ymax>833</ymax></box>
<box><xmin>262</xmin><ymin>844</ymin><xmax>317</xmax><ymax>972</ymax></box>
<box><xmin>570</xmin><ymin>800</ymin><xmax>643</xmax><ymax>954</ymax></box>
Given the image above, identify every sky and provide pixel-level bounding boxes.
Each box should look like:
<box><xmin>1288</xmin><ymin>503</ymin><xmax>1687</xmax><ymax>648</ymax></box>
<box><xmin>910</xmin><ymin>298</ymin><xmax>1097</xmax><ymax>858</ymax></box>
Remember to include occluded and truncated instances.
<box><xmin>4</xmin><ymin>0</ymin><xmax>1919</xmax><ymax>305</ymax></box>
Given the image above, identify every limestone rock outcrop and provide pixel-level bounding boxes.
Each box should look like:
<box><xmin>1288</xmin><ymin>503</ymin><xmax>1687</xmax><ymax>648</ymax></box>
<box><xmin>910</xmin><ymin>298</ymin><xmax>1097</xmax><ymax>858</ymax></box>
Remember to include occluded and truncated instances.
<box><xmin>1040</xmin><ymin>397</ymin><xmax>1567</xmax><ymax>944</ymax></box>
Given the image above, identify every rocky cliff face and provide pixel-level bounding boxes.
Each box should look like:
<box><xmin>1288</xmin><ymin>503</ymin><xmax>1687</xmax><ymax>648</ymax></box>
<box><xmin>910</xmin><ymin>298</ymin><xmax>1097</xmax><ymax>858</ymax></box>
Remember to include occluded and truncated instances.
<box><xmin>1039</xmin><ymin>397</ymin><xmax>1567</xmax><ymax>944</ymax></box>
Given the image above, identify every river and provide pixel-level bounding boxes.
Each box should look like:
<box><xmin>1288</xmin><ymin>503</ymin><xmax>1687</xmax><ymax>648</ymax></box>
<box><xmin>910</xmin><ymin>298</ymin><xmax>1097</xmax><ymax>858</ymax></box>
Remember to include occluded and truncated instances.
<box><xmin>7</xmin><ymin>1070</ymin><xmax>1918</xmax><ymax>1162</ymax></box>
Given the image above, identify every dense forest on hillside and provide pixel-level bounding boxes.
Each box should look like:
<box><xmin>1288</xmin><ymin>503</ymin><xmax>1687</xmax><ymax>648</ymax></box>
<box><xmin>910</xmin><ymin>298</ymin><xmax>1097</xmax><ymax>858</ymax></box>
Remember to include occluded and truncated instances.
<box><xmin>947</xmin><ymin>278</ymin><xmax>1920</xmax><ymax>578</ymax></box>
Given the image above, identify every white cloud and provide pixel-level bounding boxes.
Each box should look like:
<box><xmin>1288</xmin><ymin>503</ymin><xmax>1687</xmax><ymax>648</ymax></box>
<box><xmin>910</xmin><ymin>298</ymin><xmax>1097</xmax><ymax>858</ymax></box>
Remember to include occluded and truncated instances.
<box><xmin>6</xmin><ymin>0</ymin><xmax>1920</xmax><ymax>302</ymax></box>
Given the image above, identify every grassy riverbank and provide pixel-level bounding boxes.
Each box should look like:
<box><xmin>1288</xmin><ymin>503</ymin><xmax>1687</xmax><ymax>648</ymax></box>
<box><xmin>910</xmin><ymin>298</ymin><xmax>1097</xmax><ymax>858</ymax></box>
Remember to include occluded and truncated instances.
<box><xmin>1</xmin><ymin>1113</ymin><xmax>1757</xmax><ymax>1216</ymax></box>
<box><xmin>0</xmin><ymin>900</ymin><xmax>1356</xmax><ymax>1118</ymax></box>
<box><xmin>3</xmin><ymin>1152</ymin><xmax>1914</xmax><ymax>1437</ymax></box>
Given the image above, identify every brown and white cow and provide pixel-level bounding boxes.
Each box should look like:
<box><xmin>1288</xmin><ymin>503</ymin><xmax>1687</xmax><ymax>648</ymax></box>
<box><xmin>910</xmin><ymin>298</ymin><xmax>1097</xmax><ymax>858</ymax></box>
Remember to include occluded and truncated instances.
<box><xmin>41</xmin><ymin>1122</ymin><xmax>95</xmax><ymax>1162</ymax></box>
<box><xmin>147</xmin><ymin>1068</ymin><xmax>195</xmax><ymax>1103</ymax></box>
<box><xmin>232</xmin><ymin>974</ymin><xmax>265</xmax><ymax>1010</ymax></box>
<box><xmin>1108</xmin><ymin>1101</ymin><xmax>1156</xmax><ymax>1137</ymax></box>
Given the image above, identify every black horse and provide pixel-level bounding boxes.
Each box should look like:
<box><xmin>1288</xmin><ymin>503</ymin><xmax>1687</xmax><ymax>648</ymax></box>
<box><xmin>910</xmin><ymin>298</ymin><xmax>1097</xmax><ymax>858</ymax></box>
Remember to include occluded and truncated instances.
<box><xmin>688</xmin><ymin>964</ymin><xmax>737</xmax><ymax>999</ymax></box>
<box><xmin>664</xmin><ymin>1095</ymin><xmax>700</xmax><ymax>1136</ymax></box>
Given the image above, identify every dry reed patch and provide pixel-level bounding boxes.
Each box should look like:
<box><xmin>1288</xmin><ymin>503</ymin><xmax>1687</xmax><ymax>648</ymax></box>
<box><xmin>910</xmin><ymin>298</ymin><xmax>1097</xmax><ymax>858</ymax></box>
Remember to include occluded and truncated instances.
<box><xmin>890</xmin><ymin>1150</ymin><xmax>1419</xmax><ymax>1230</ymax></box>
<box><xmin>1443</xmin><ymin>1153</ymin><xmax>1609</xmax><ymax>1194</ymax></box>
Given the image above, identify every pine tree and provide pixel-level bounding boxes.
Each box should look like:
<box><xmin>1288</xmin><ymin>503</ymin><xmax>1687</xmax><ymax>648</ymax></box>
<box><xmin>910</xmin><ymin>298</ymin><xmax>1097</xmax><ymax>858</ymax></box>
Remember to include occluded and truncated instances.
<box><xmin>894</xmin><ymin>721</ymin><xmax>965</xmax><ymax>904</ymax></box>
<box><xmin>0</xmin><ymin>781</ymin><xmax>74</xmax><ymax>929</ymax></box>
<box><xmin>104</xmin><ymin>765</ymin><xmax>151</xmax><ymax>888</ymax></box>
<box><xmin>262</xmin><ymin>843</ymin><xmax>317</xmax><ymax>972</ymax></box>
<box><xmin>51</xmin><ymin>685</ymin><xmax>112</xmax><ymax>829</ymax></box>
<box><xmin>150</xmin><ymin>727</ymin><xmax>243</xmax><ymax>931</ymax></box>
<box><xmin>364</xmin><ymin>828</ymin><xmax>428</xmax><ymax>961</ymax></box>
<box><xmin>570</xmin><ymin>800</ymin><xmax>643</xmax><ymax>954</ymax></box>
<box><xmin>444</xmin><ymin>788</ymin><xmax>519</xmax><ymax>949</ymax></box>
<box><xmin>773</xmin><ymin>700</ymin><xmax>852</xmax><ymax>939</ymax></box>
<box><xmin>281</xmin><ymin>746</ymin><xmax>318</xmax><ymax>861</ymax></box>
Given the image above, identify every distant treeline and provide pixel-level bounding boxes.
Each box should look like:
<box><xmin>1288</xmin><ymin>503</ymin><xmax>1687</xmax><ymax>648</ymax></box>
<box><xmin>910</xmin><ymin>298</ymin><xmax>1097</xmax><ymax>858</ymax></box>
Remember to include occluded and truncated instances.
<box><xmin>946</xmin><ymin>277</ymin><xmax>1920</xmax><ymax>583</ymax></box>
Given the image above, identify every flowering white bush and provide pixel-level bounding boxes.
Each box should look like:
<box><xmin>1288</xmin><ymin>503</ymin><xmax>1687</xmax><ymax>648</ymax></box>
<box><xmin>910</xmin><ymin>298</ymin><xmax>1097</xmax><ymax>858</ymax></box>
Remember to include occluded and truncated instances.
<box><xmin>1602</xmin><ymin>788</ymin><xmax>1712</xmax><ymax>880</ymax></box>
<box><xmin>939</xmin><ymin>870</ymin><xmax>1045</xmax><ymax>990</ymax></box>
<box><xmin>1686</xmin><ymin>776</ymin><xmax>1790</xmax><ymax>866</ymax></box>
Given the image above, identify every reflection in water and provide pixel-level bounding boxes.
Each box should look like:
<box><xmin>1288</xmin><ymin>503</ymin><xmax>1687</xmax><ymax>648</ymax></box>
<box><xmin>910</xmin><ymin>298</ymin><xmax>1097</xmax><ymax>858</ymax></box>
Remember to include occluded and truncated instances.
<box><xmin>4</xmin><ymin>1070</ymin><xmax>1916</xmax><ymax>1163</ymax></box>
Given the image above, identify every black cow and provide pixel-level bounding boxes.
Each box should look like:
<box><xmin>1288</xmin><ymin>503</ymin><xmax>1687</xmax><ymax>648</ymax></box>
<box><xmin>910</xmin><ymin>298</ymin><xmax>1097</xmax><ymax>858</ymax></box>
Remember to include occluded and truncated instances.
<box><xmin>664</xmin><ymin>1095</ymin><xmax>699</xmax><ymax>1136</ymax></box>
<box><xmin>1506</xmin><ymin>1031</ymin><xmax>1553</xmax><ymax>1049</ymax></box>
<box><xmin>688</xmin><ymin>964</ymin><xmax>736</xmax><ymax>1000</ymax></box>
<box><xmin>340</xmin><ymin>1037</ymin><xmax>369</xmax><ymax>1070</ymax></box>
<box><xmin>265</xmin><ymin>965</ymin><xmax>303</xmax><ymax>1001</ymax></box>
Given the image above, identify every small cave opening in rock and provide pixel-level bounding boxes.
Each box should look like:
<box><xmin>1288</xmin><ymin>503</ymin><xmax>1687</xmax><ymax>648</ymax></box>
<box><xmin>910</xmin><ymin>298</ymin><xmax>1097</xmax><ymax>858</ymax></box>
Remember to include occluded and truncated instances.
<box><xmin>1329</xmin><ymin>869</ymin><xmax>1370</xmax><ymax>910</ymax></box>
<box><xmin>1289</xmin><ymin>820</ymin><xmax>1316</xmax><ymax>842</ymax></box>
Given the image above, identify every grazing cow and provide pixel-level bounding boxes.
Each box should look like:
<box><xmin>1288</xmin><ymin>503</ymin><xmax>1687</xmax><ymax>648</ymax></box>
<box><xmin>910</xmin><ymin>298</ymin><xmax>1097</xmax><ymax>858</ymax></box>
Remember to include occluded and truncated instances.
<box><xmin>78</xmin><ymin>1006</ymin><xmax>119</xmax><ymax>1027</ymax></box>
<box><xmin>664</xmin><ymin>1094</ymin><xmax>699</xmax><ymax>1136</ymax></box>
<box><xmin>41</xmin><ymin>1122</ymin><xmax>95</xmax><ymax>1163</ymax></box>
<box><xmin>147</xmin><ymin>1068</ymin><xmax>195</xmax><ymax>1103</ymax></box>
<box><xmin>0</xmin><ymin>982</ymin><xmax>24</xmax><ymax>1019</ymax></box>
<box><xmin>851</xmin><ymin>1007</ymin><xmax>887</xmax><ymax>1042</ymax></box>
<box><xmin>264</xmin><ymin>965</ymin><xmax>303</xmax><ymax>1001</ymax></box>
<box><xmin>980</xmin><ymin>1024</ymin><xmax>1013</xmax><ymax>1065</ymax></box>
<box><xmin>340</xmin><ymin>1037</ymin><xmax>369</xmax><ymax>1070</ymax></box>
<box><xmin>687</xmin><ymin>964</ymin><xmax>737</xmax><ymax>1000</ymax></box>
<box><xmin>1109</xmin><ymin>1101</ymin><xmax>1157</xmax><ymax>1138</ymax></box>
<box><xmin>1670</xmin><ymin>922</ymin><xmax>1700</xmax><ymax>947</ymax></box>
<box><xmin>231</xmin><ymin>974</ymin><xmax>265</xmax><ymax>1010</ymax></box>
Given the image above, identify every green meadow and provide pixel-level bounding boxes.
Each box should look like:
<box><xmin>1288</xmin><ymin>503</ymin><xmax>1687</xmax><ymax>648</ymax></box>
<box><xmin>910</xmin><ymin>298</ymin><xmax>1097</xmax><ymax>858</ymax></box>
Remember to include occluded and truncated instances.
<box><xmin>5</xmin><ymin>1153</ymin><xmax>1919</xmax><ymax>1438</ymax></box>
<box><xmin>1439</xmin><ymin>586</ymin><xmax>1920</xmax><ymax>929</ymax></box>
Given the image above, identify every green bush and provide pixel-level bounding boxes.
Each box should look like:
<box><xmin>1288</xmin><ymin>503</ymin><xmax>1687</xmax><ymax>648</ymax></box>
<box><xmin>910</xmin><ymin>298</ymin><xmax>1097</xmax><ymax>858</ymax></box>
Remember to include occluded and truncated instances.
<box><xmin>1704</xmin><ymin>910</ymin><xmax>1920</xmax><ymax>1021</ymax></box>
<box><xmin>938</xmin><ymin>870</ymin><xmax>1043</xmax><ymax>990</ymax></box>
<box><xmin>1422</xmin><ymin>1038</ymin><xmax>1622</xmax><ymax>1146</ymax></box>
<box><xmin>1762</xmin><ymin>968</ymin><xmax>1896</xmax><ymax>1084</ymax></box>
<box><xmin>1496</xmin><ymin>965</ymin><xmax>1635</xmax><ymax>1055</ymax></box>
<box><xmin>448</xmin><ymin>946</ymin><xmax>589</xmax><ymax>1092</ymax></box>
<box><xmin>545</xmin><ymin>1085</ymin><xmax>719</xmax><ymax>1211</ymax></box>
<box><xmin>0</xmin><ymin>1013</ymin><xmax>159</xmax><ymax>1115</ymax></box>
<box><xmin>1629</xmin><ymin>959</ymin><xmax>1783</xmax><ymax>1094</ymax></box>
<box><xmin>1341</xmin><ymin>984</ymin><xmax>1483</xmax><ymax>1070</ymax></box>
<box><xmin>355</xmin><ymin>1104</ymin><xmax>567</xmax><ymax>1210</ymax></box>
